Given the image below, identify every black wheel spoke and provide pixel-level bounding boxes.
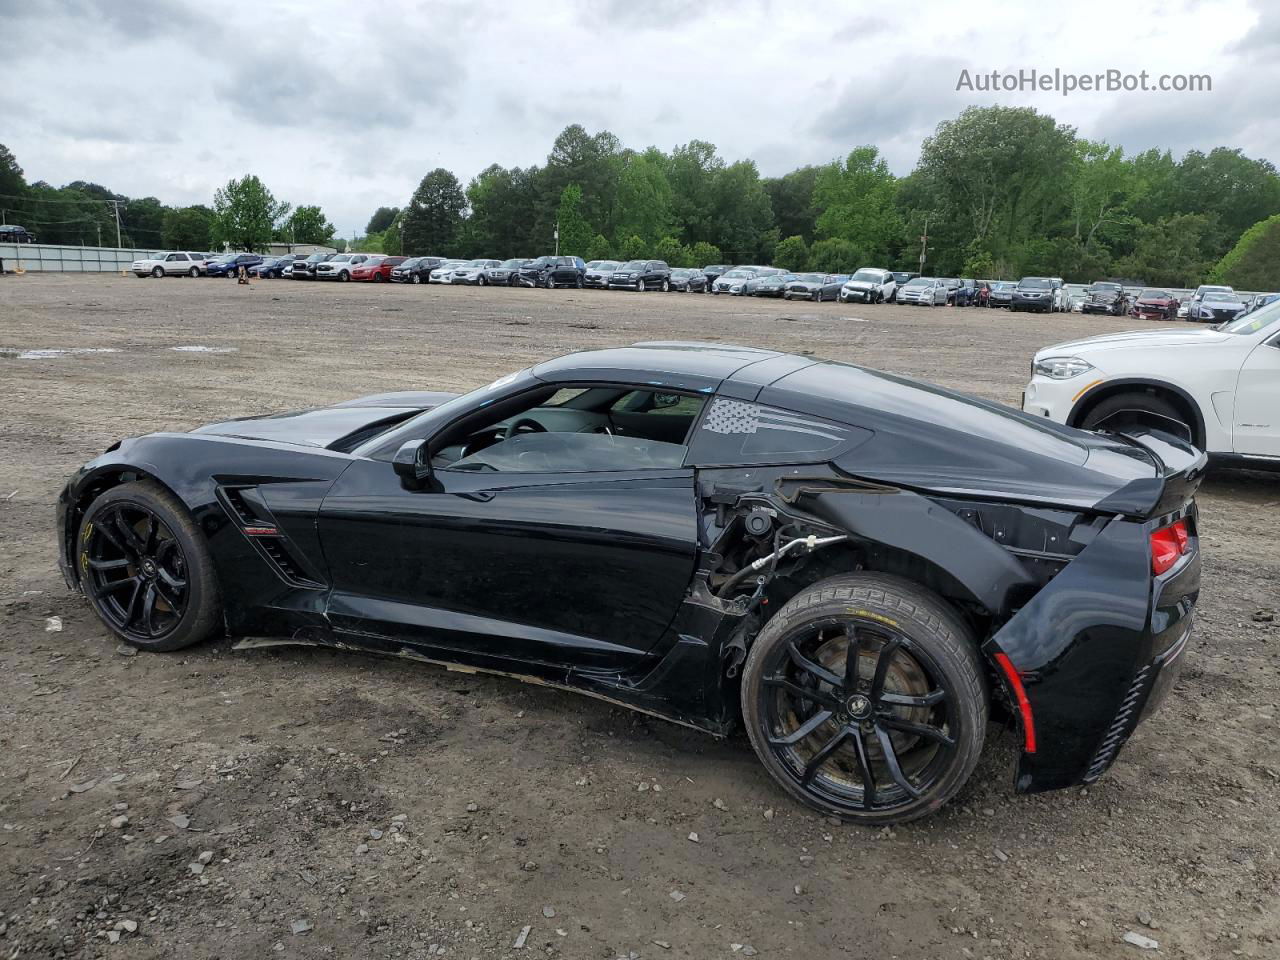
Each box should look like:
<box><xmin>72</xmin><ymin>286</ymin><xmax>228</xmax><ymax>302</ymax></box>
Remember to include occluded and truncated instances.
<box><xmin>763</xmin><ymin>677</ymin><xmax>841</xmax><ymax>711</ymax></box>
<box><xmin>768</xmin><ymin>708</ymin><xmax>833</xmax><ymax>747</ymax></box>
<box><xmin>880</xmin><ymin>689</ymin><xmax>946</xmax><ymax>708</ymax></box>
<box><xmin>879</xmin><ymin>716</ymin><xmax>955</xmax><ymax>748</ymax></box>
<box><xmin>850</xmin><ymin>727</ymin><xmax>877</xmax><ymax>808</ymax></box>
<box><xmin>842</xmin><ymin>626</ymin><xmax>863</xmax><ymax>694</ymax></box>
<box><xmin>92</xmin><ymin>574</ymin><xmax>140</xmax><ymax>599</ymax></box>
<box><xmin>787</xmin><ymin>641</ymin><xmax>842</xmax><ymax>688</ymax></box>
<box><xmin>141</xmin><ymin>583</ymin><xmax>158</xmax><ymax>636</ymax></box>
<box><xmin>875</xmin><ymin>724</ymin><xmax>922</xmax><ymax>799</ymax></box>
<box><xmin>154</xmin><ymin>580</ymin><xmax>183</xmax><ymax>610</ymax></box>
<box><xmin>88</xmin><ymin>557</ymin><xmax>131</xmax><ymax>572</ymax></box>
<box><xmin>801</xmin><ymin>726</ymin><xmax>850</xmax><ymax>786</ymax></box>
<box><xmin>143</xmin><ymin>516</ymin><xmax>159</xmax><ymax>554</ymax></box>
<box><xmin>93</xmin><ymin>520</ymin><xmax>129</xmax><ymax>556</ymax></box>
<box><xmin>113</xmin><ymin>513</ymin><xmax>146</xmax><ymax>557</ymax></box>
<box><xmin>869</xmin><ymin>638</ymin><xmax>901</xmax><ymax>700</ymax></box>
<box><xmin>122</xmin><ymin>578</ymin><xmax>144</xmax><ymax>628</ymax></box>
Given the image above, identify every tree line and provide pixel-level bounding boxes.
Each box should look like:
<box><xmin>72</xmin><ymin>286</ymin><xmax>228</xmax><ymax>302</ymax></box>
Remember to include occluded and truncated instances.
<box><xmin>5</xmin><ymin>104</ymin><xmax>1280</xmax><ymax>287</ymax></box>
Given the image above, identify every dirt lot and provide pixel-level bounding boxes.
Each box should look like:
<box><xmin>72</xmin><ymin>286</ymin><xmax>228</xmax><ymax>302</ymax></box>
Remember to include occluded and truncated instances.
<box><xmin>1</xmin><ymin>274</ymin><xmax>1277</xmax><ymax>960</ymax></box>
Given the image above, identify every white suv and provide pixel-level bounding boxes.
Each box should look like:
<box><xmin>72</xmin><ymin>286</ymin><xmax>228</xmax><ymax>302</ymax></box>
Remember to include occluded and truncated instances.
<box><xmin>314</xmin><ymin>254</ymin><xmax>370</xmax><ymax>281</ymax></box>
<box><xmin>131</xmin><ymin>252</ymin><xmax>207</xmax><ymax>278</ymax></box>
<box><xmin>839</xmin><ymin>267</ymin><xmax>897</xmax><ymax>304</ymax></box>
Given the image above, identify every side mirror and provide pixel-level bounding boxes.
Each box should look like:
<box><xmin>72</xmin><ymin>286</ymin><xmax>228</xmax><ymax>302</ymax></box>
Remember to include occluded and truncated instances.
<box><xmin>393</xmin><ymin>440</ymin><xmax>432</xmax><ymax>488</ymax></box>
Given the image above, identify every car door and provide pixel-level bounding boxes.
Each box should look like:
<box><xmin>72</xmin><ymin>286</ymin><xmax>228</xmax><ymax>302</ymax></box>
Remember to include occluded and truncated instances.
<box><xmin>316</xmin><ymin>392</ymin><xmax>703</xmax><ymax>668</ymax></box>
<box><xmin>163</xmin><ymin>253</ymin><xmax>184</xmax><ymax>275</ymax></box>
<box><xmin>1234</xmin><ymin>334</ymin><xmax>1280</xmax><ymax>456</ymax></box>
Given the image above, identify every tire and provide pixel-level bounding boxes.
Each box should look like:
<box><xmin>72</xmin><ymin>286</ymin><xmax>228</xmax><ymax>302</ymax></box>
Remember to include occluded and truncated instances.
<box><xmin>188</xmin><ymin>267</ymin><xmax>199</xmax><ymax>277</ymax></box>
<box><xmin>575</xmin><ymin>275</ymin><xmax>584</xmax><ymax>289</ymax></box>
<box><xmin>151</xmin><ymin>266</ymin><xmax>163</xmax><ymax>278</ymax></box>
<box><xmin>544</xmin><ymin>275</ymin><xmax>555</xmax><ymax>289</ymax></box>
<box><xmin>339</xmin><ymin>270</ymin><xmax>350</xmax><ymax>282</ymax></box>
<box><xmin>660</xmin><ymin>279</ymin><xmax>670</xmax><ymax>292</ymax></box>
<box><xmin>373</xmin><ymin>273</ymin><xmax>385</xmax><ymax>282</ymax></box>
<box><xmin>411</xmin><ymin>273</ymin><xmax>422</xmax><ymax>284</ymax></box>
<box><xmin>636</xmin><ymin>278</ymin><xmax>645</xmax><ymax>292</ymax></box>
<box><xmin>77</xmin><ymin>480</ymin><xmax>222</xmax><ymax>653</ymax></box>
<box><xmin>478</xmin><ymin>275</ymin><xmax>487</xmax><ymax>286</ymax></box>
<box><xmin>1079</xmin><ymin>391</ymin><xmax>1193</xmax><ymax>444</ymax></box>
<box><xmin>741</xmin><ymin>573</ymin><xmax>987</xmax><ymax>825</ymax></box>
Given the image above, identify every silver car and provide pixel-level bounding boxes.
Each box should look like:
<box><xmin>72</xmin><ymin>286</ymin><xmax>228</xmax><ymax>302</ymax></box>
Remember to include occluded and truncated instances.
<box><xmin>896</xmin><ymin>277</ymin><xmax>948</xmax><ymax>306</ymax></box>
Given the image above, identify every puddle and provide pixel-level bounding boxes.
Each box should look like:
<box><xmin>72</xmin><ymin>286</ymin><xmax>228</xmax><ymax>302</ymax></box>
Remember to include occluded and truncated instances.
<box><xmin>171</xmin><ymin>346</ymin><xmax>238</xmax><ymax>353</ymax></box>
<box><xmin>1</xmin><ymin>347</ymin><xmax>122</xmax><ymax>360</ymax></box>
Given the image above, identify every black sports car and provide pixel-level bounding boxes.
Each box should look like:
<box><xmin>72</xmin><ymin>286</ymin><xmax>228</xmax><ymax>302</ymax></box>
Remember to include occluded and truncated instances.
<box><xmin>57</xmin><ymin>343</ymin><xmax>1203</xmax><ymax>824</ymax></box>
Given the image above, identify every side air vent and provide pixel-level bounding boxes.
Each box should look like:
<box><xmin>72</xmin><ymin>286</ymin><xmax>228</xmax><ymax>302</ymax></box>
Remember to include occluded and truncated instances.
<box><xmin>216</xmin><ymin>485</ymin><xmax>323</xmax><ymax>590</ymax></box>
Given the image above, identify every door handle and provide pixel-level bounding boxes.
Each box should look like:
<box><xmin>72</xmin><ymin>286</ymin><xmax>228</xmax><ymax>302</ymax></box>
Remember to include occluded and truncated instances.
<box><xmin>456</xmin><ymin>490</ymin><xmax>496</xmax><ymax>503</ymax></box>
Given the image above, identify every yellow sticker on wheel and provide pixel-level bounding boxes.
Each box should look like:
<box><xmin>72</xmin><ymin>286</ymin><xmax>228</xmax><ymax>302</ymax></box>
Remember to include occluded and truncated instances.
<box><xmin>846</xmin><ymin>608</ymin><xmax>901</xmax><ymax>628</ymax></box>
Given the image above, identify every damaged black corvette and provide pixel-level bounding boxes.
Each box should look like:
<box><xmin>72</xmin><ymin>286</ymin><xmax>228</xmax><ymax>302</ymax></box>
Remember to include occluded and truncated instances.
<box><xmin>57</xmin><ymin>343</ymin><xmax>1204</xmax><ymax>824</ymax></box>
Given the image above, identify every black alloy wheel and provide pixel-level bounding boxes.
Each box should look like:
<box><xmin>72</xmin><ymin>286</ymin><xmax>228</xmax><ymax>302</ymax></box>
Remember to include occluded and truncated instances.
<box><xmin>79</xmin><ymin>481</ymin><xmax>221</xmax><ymax>651</ymax></box>
<box><xmin>742</xmin><ymin>573</ymin><xmax>986</xmax><ymax>825</ymax></box>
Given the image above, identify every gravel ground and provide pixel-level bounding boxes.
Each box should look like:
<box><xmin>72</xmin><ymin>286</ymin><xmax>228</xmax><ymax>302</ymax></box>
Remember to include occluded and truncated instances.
<box><xmin>0</xmin><ymin>274</ymin><xmax>1277</xmax><ymax>960</ymax></box>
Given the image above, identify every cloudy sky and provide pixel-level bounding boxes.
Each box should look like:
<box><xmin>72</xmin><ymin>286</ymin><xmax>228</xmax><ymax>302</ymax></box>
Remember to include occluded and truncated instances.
<box><xmin>2</xmin><ymin>0</ymin><xmax>1275</xmax><ymax>237</ymax></box>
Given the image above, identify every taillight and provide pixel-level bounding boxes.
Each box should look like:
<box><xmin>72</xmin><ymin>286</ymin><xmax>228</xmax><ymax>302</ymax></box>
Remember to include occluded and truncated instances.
<box><xmin>1150</xmin><ymin>519</ymin><xmax>1191</xmax><ymax>576</ymax></box>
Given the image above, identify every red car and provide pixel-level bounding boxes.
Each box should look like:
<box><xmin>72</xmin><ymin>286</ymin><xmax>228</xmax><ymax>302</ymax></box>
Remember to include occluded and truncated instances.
<box><xmin>1130</xmin><ymin>288</ymin><xmax>1180</xmax><ymax>321</ymax></box>
<box><xmin>350</xmin><ymin>255</ymin><xmax>407</xmax><ymax>282</ymax></box>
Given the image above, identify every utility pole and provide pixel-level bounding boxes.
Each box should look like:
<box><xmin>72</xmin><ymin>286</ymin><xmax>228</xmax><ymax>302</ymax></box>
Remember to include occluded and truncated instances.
<box><xmin>918</xmin><ymin>214</ymin><xmax>930</xmax><ymax>274</ymax></box>
<box><xmin>554</xmin><ymin>223</ymin><xmax>560</xmax><ymax>256</ymax></box>
<box><xmin>109</xmin><ymin>199</ymin><xmax>123</xmax><ymax>248</ymax></box>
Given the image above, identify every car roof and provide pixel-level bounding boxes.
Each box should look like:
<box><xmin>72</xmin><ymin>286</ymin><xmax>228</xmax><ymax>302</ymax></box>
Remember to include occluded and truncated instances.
<box><xmin>532</xmin><ymin>342</ymin><xmax>785</xmax><ymax>393</ymax></box>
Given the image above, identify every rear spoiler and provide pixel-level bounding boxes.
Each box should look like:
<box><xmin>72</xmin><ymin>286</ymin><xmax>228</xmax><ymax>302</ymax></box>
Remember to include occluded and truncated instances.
<box><xmin>1093</xmin><ymin>428</ymin><xmax>1208</xmax><ymax>519</ymax></box>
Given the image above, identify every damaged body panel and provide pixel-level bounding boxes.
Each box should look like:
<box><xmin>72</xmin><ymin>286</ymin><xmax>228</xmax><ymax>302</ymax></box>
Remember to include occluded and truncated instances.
<box><xmin>57</xmin><ymin>343</ymin><xmax>1205</xmax><ymax>823</ymax></box>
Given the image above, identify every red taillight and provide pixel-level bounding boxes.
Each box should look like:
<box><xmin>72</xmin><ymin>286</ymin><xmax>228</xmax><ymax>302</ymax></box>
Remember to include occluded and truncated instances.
<box><xmin>994</xmin><ymin>652</ymin><xmax>1036</xmax><ymax>754</ymax></box>
<box><xmin>1150</xmin><ymin>519</ymin><xmax>1191</xmax><ymax>576</ymax></box>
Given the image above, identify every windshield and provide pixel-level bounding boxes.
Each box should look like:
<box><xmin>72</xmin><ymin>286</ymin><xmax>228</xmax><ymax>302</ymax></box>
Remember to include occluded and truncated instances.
<box><xmin>591</xmin><ymin>261</ymin><xmax>619</xmax><ymax>271</ymax></box>
<box><xmin>306</xmin><ymin>254</ymin><xmax>327</xmax><ymax>263</ymax></box>
<box><xmin>500</xmin><ymin>259</ymin><xmax>524</xmax><ymax>268</ymax></box>
<box><xmin>1203</xmin><ymin>292</ymin><xmax>1241</xmax><ymax>303</ymax></box>
<box><xmin>991</xmin><ymin>282</ymin><xmax>1013</xmax><ymax>291</ymax></box>
<box><xmin>850</xmin><ymin>270</ymin><xmax>883</xmax><ymax>282</ymax></box>
<box><xmin>1221</xmin><ymin>299</ymin><xmax>1280</xmax><ymax>334</ymax></box>
<box><xmin>904</xmin><ymin>278</ymin><xmax>931</xmax><ymax>289</ymax></box>
<box><xmin>618</xmin><ymin>260</ymin><xmax>645</xmax><ymax>270</ymax></box>
<box><xmin>1018</xmin><ymin>278</ymin><xmax>1050</xmax><ymax>290</ymax></box>
<box><xmin>329</xmin><ymin>255</ymin><xmax>352</xmax><ymax>263</ymax></box>
<box><xmin>794</xmin><ymin>274</ymin><xmax>825</xmax><ymax>283</ymax></box>
<box><xmin>1139</xmin><ymin>289</ymin><xmax>1171</xmax><ymax>299</ymax></box>
<box><xmin>1092</xmin><ymin>282</ymin><xmax>1122</xmax><ymax>292</ymax></box>
<box><xmin>722</xmin><ymin>269</ymin><xmax>753</xmax><ymax>279</ymax></box>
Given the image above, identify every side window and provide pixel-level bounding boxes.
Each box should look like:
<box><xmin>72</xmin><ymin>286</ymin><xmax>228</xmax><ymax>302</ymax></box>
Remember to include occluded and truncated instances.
<box><xmin>688</xmin><ymin>399</ymin><xmax>871</xmax><ymax>466</ymax></box>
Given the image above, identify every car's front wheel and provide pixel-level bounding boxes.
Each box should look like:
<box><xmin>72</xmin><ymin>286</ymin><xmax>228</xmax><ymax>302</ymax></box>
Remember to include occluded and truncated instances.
<box><xmin>742</xmin><ymin>573</ymin><xmax>987</xmax><ymax>825</ymax></box>
<box><xmin>411</xmin><ymin>273</ymin><xmax>422</xmax><ymax>284</ymax></box>
<box><xmin>77</xmin><ymin>481</ymin><xmax>222</xmax><ymax>653</ymax></box>
<box><xmin>544</xmin><ymin>275</ymin><xmax>555</xmax><ymax>289</ymax></box>
<box><xmin>151</xmin><ymin>266</ymin><xmax>164</xmax><ymax>278</ymax></box>
<box><xmin>339</xmin><ymin>270</ymin><xmax>350</xmax><ymax>282</ymax></box>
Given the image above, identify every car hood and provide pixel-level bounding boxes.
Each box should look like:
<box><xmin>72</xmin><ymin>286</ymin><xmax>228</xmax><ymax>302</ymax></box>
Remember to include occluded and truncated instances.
<box><xmin>191</xmin><ymin>391</ymin><xmax>459</xmax><ymax>450</ymax></box>
<box><xmin>1039</xmin><ymin>327</ymin><xmax>1232</xmax><ymax>358</ymax></box>
<box><xmin>843</xmin><ymin>279</ymin><xmax>878</xmax><ymax>289</ymax></box>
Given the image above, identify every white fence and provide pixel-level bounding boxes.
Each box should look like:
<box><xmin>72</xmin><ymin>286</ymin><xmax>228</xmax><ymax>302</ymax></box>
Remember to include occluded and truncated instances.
<box><xmin>0</xmin><ymin>243</ymin><xmax>167</xmax><ymax>273</ymax></box>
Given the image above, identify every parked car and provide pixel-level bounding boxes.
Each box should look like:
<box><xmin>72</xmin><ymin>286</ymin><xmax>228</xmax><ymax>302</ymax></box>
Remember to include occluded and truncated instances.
<box><xmin>607</xmin><ymin>259</ymin><xmax>671</xmax><ymax>292</ymax></box>
<box><xmin>583</xmin><ymin>260</ymin><xmax>621</xmax><ymax>288</ymax></box>
<box><xmin>1130</xmin><ymin>289</ymin><xmax>1180</xmax><ymax>321</ymax></box>
<box><xmin>206</xmin><ymin>253</ymin><xmax>264</xmax><ymax>278</ymax></box>
<box><xmin>745</xmin><ymin>273</ymin><xmax>795</xmax><ymax>297</ymax></box>
<box><xmin>952</xmin><ymin>278</ymin><xmax>979</xmax><ymax>307</ymax></box>
<box><xmin>130</xmin><ymin>252</ymin><xmax>207</xmax><ymax>278</ymax></box>
<box><xmin>0</xmin><ymin>224</ymin><xmax>36</xmax><ymax>243</ymax></box>
<box><xmin>896</xmin><ymin>276</ymin><xmax>948</xmax><ymax>306</ymax></box>
<box><xmin>315</xmin><ymin>253</ymin><xmax>370</xmax><ymax>281</ymax></box>
<box><xmin>938</xmin><ymin>278</ymin><xmax>962</xmax><ymax>304</ymax></box>
<box><xmin>57</xmin><ymin>341</ymin><xmax>1204</xmax><ymax>824</ymax></box>
<box><xmin>1183</xmin><ymin>285</ymin><xmax>1236</xmax><ymax>322</ymax></box>
<box><xmin>889</xmin><ymin>271</ymin><xmax>920</xmax><ymax>297</ymax></box>
<box><xmin>484</xmin><ymin>258</ymin><xmax>531</xmax><ymax>286</ymax></box>
<box><xmin>1025</xmin><ymin>301</ymin><xmax>1280</xmax><ymax>461</ymax></box>
<box><xmin>449</xmin><ymin>259</ymin><xmax>503</xmax><ymax>285</ymax></box>
<box><xmin>1050</xmin><ymin>277</ymin><xmax>1072</xmax><ymax>312</ymax></box>
<box><xmin>839</xmin><ymin>268</ymin><xmax>897</xmax><ymax>304</ymax></box>
<box><xmin>702</xmin><ymin>265</ymin><xmax>732</xmax><ymax>288</ymax></box>
<box><xmin>1246</xmin><ymin>292</ymin><xmax>1280</xmax><ymax>313</ymax></box>
<box><xmin>668</xmin><ymin>267</ymin><xmax>707</xmax><ymax>292</ymax></box>
<box><xmin>290</xmin><ymin>252</ymin><xmax>334</xmax><ymax>280</ymax></box>
<box><xmin>390</xmin><ymin>257</ymin><xmax>445</xmax><ymax>284</ymax></box>
<box><xmin>519</xmin><ymin>255</ymin><xmax>587</xmax><ymax>288</ymax></box>
<box><xmin>711</xmin><ymin>268</ymin><xmax>759</xmax><ymax>295</ymax></box>
<box><xmin>987</xmin><ymin>281</ymin><xmax>1016</xmax><ymax>308</ymax></box>
<box><xmin>429</xmin><ymin>259</ymin><xmax>468</xmax><ymax>284</ymax></box>
<box><xmin>250</xmin><ymin>256</ymin><xmax>293</xmax><ymax>279</ymax></box>
<box><xmin>1188</xmin><ymin>291</ymin><xmax>1247</xmax><ymax>324</ymax></box>
<box><xmin>1080</xmin><ymin>281</ymin><xmax>1130</xmax><ymax>316</ymax></box>
<box><xmin>1010</xmin><ymin>277</ymin><xmax>1056</xmax><ymax>313</ymax></box>
<box><xmin>784</xmin><ymin>273</ymin><xmax>846</xmax><ymax>302</ymax></box>
<box><xmin>351</xmin><ymin>255</ymin><xmax>407</xmax><ymax>282</ymax></box>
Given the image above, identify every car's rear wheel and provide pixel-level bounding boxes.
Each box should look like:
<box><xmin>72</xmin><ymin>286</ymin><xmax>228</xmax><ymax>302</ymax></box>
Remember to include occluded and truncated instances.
<box><xmin>742</xmin><ymin>573</ymin><xmax>987</xmax><ymax>825</ymax></box>
<box><xmin>151</xmin><ymin>266</ymin><xmax>163</xmax><ymax>278</ymax></box>
<box><xmin>77</xmin><ymin>481</ymin><xmax>222</xmax><ymax>653</ymax></box>
<box><xmin>1079</xmin><ymin>391</ymin><xmax>1195</xmax><ymax>445</ymax></box>
<box><xmin>187</xmin><ymin>267</ymin><xmax>199</xmax><ymax>277</ymax></box>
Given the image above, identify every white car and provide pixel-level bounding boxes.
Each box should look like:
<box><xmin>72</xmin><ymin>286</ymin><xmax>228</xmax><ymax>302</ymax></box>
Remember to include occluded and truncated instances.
<box><xmin>314</xmin><ymin>253</ymin><xmax>370</xmax><ymax>281</ymax></box>
<box><xmin>1023</xmin><ymin>304</ymin><xmax>1280</xmax><ymax>462</ymax></box>
<box><xmin>897</xmin><ymin>277</ymin><xmax>948</xmax><ymax>306</ymax></box>
<box><xmin>839</xmin><ymin>267</ymin><xmax>897</xmax><ymax>304</ymax></box>
<box><xmin>131</xmin><ymin>251</ymin><xmax>206</xmax><ymax>278</ymax></box>
<box><xmin>429</xmin><ymin>259</ymin><xmax>468</xmax><ymax>284</ymax></box>
<box><xmin>711</xmin><ymin>268</ymin><xmax>759</xmax><ymax>295</ymax></box>
<box><xmin>449</xmin><ymin>259</ymin><xmax>502</xmax><ymax>285</ymax></box>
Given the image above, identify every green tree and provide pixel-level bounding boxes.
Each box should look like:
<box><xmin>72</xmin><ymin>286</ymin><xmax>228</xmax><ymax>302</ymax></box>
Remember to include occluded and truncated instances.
<box><xmin>814</xmin><ymin>146</ymin><xmax>903</xmax><ymax>265</ymax></box>
<box><xmin>401</xmin><ymin>168</ymin><xmax>466</xmax><ymax>255</ymax></box>
<box><xmin>0</xmin><ymin>143</ymin><xmax>26</xmax><ymax>206</ymax></box>
<box><xmin>1068</xmin><ymin>141</ymin><xmax>1136</xmax><ymax>251</ymax></box>
<box><xmin>120</xmin><ymin>196</ymin><xmax>167</xmax><ymax>248</ymax></box>
<box><xmin>466</xmin><ymin>164</ymin><xmax>540</xmax><ymax>257</ymax></box>
<box><xmin>162</xmin><ymin>205</ymin><xmax>214</xmax><ymax>250</ymax></box>
<box><xmin>212</xmin><ymin>175</ymin><xmax>289</xmax><ymax>251</ymax></box>
<box><xmin>1212</xmin><ymin>213</ymin><xmax>1280</xmax><ymax>289</ymax></box>
<box><xmin>764</xmin><ymin>165</ymin><xmax>826</xmax><ymax>243</ymax></box>
<box><xmin>584</xmin><ymin>234</ymin><xmax>613</xmax><ymax>261</ymax></box>
<box><xmin>618</xmin><ymin>234</ymin><xmax>646</xmax><ymax>261</ymax></box>
<box><xmin>1115</xmin><ymin>214</ymin><xmax>1217</xmax><ymax>287</ymax></box>
<box><xmin>687</xmin><ymin>240</ymin><xmax>723</xmax><ymax>267</ymax></box>
<box><xmin>809</xmin><ymin>238</ymin><xmax>861</xmax><ymax>273</ymax></box>
<box><xmin>614</xmin><ymin>149</ymin><xmax>675</xmax><ymax>246</ymax></box>
<box><xmin>707</xmin><ymin>159</ymin><xmax>775</xmax><ymax>262</ymax></box>
<box><xmin>284</xmin><ymin>205</ymin><xmax>335</xmax><ymax>245</ymax></box>
<box><xmin>556</xmin><ymin>184</ymin><xmax>594</xmax><ymax>256</ymax></box>
<box><xmin>653</xmin><ymin>236</ymin><xmax>687</xmax><ymax>266</ymax></box>
<box><xmin>365</xmin><ymin>206</ymin><xmax>400</xmax><ymax>236</ymax></box>
<box><xmin>773</xmin><ymin>234</ymin><xmax>809</xmax><ymax>271</ymax></box>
